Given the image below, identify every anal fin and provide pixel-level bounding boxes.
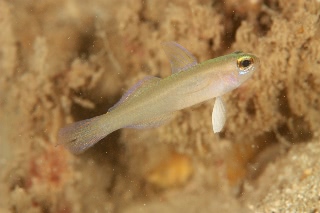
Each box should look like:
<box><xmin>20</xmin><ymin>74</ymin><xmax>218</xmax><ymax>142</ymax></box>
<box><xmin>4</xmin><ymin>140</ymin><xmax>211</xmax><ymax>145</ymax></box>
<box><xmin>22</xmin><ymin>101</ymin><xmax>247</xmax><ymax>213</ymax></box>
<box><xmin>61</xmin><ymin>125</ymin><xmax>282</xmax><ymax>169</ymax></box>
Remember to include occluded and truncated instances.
<box><xmin>127</xmin><ymin>113</ymin><xmax>174</xmax><ymax>129</ymax></box>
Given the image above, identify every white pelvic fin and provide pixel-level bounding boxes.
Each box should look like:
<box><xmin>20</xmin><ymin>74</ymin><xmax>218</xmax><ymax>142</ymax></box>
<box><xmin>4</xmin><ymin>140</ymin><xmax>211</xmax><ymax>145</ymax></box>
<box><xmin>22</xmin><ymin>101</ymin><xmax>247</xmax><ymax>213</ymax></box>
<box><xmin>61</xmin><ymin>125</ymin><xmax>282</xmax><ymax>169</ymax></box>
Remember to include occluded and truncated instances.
<box><xmin>212</xmin><ymin>96</ymin><xmax>226</xmax><ymax>133</ymax></box>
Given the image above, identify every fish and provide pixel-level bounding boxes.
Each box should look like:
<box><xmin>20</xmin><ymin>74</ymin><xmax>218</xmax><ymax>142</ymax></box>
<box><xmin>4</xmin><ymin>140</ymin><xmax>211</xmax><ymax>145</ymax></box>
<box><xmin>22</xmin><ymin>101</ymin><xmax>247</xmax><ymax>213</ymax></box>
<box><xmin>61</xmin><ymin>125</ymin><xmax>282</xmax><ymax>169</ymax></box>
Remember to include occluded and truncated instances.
<box><xmin>58</xmin><ymin>41</ymin><xmax>260</xmax><ymax>154</ymax></box>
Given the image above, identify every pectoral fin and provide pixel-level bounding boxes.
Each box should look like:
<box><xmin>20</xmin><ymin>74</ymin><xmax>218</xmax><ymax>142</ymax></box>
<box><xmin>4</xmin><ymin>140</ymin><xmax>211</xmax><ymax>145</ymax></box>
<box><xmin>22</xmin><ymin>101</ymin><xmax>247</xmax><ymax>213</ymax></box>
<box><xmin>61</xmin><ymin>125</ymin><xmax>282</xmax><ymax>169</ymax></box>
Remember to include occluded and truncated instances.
<box><xmin>212</xmin><ymin>96</ymin><xmax>226</xmax><ymax>133</ymax></box>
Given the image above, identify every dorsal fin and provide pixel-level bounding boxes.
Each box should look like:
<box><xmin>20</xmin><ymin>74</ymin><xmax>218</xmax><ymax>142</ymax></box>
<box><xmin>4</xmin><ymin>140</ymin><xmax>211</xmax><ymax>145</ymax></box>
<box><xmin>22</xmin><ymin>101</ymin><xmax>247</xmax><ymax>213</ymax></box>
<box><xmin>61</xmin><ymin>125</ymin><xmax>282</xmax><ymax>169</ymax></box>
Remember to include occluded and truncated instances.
<box><xmin>108</xmin><ymin>76</ymin><xmax>161</xmax><ymax>112</ymax></box>
<box><xmin>161</xmin><ymin>41</ymin><xmax>198</xmax><ymax>74</ymax></box>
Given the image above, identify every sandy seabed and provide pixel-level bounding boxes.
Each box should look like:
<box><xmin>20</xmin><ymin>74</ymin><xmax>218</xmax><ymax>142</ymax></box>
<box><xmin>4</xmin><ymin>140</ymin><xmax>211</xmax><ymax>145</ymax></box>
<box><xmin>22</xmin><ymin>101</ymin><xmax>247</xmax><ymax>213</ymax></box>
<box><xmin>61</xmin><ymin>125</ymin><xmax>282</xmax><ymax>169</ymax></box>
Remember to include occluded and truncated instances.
<box><xmin>1</xmin><ymin>0</ymin><xmax>320</xmax><ymax>212</ymax></box>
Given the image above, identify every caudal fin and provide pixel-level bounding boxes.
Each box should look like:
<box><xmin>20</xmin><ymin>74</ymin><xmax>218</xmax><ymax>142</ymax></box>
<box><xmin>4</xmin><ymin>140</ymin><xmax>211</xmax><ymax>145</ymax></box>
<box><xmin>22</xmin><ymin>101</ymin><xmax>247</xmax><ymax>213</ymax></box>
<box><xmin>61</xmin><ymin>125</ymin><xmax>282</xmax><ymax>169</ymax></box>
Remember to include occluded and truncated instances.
<box><xmin>58</xmin><ymin>115</ymin><xmax>110</xmax><ymax>154</ymax></box>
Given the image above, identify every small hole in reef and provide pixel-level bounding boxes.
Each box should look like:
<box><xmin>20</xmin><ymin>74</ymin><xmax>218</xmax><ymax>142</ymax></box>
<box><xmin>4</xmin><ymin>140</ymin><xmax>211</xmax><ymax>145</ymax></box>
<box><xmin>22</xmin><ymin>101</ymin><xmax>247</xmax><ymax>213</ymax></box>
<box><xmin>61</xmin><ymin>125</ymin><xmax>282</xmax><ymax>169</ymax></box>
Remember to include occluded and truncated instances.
<box><xmin>257</xmin><ymin>11</ymin><xmax>272</xmax><ymax>36</ymax></box>
<box><xmin>277</xmin><ymin>116</ymin><xmax>313</xmax><ymax>144</ymax></box>
<box><xmin>77</xmin><ymin>31</ymin><xmax>96</xmax><ymax>60</ymax></box>
<box><xmin>246</xmin><ymin>98</ymin><xmax>256</xmax><ymax>117</ymax></box>
<box><xmin>278</xmin><ymin>89</ymin><xmax>291</xmax><ymax>118</ymax></box>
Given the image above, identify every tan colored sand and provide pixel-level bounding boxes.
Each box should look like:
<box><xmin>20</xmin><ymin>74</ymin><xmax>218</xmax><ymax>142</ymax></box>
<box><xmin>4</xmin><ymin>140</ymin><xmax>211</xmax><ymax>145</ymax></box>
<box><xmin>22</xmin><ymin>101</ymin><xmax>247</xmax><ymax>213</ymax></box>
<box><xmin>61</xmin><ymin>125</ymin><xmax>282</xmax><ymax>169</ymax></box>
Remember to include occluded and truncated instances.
<box><xmin>1</xmin><ymin>0</ymin><xmax>320</xmax><ymax>212</ymax></box>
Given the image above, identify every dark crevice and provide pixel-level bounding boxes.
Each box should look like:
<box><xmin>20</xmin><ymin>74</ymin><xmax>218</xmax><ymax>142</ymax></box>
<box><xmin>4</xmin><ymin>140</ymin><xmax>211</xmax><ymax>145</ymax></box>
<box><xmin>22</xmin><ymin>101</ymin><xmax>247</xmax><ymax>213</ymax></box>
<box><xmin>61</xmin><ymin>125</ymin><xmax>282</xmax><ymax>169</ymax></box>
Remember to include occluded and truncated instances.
<box><xmin>277</xmin><ymin>116</ymin><xmax>313</xmax><ymax>144</ymax></box>
<box><xmin>221</xmin><ymin>13</ymin><xmax>243</xmax><ymax>50</ymax></box>
<box><xmin>245</xmin><ymin>131</ymin><xmax>281</xmax><ymax>181</ymax></box>
<box><xmin>256</xmin><ymin>11</ymin><xmax>273</xmax><ymax>36</ymax></box>
<box><xmin>255</xmin><ymin>130</ymin><xmax>278</xmax><ymax>150</ymax></box>
<box><xmin>264</xmin><ymin>0</ymin><xmax>281</xmax><ymax>13</ymax></box>
<box><xmin>278</xmin><ymin>88</ymin><xmax>292</xmax><ymax>118</ymax></box>
<box><xmin>76</xmin><ymin>31</ymin><xmax>96</xmax><ymax>60</ymax></box>
<box><xmin>277</xmin><ymin>88</ymin><xmax>313</xmax><ymax>143</ymax></box>
<box><xmin>208</xmin><ymin>38</ymin><xmax>214</xmax><ymax>49</ymax></box>
<box><xmin>138</xmin><ymin>1</ymin><xmax>159</xmax><ymax>31</ymax></box>
<box><xmin>246</xmin><ymin>98</ymin><xmax>256</xmax><ymax>117</ymax></box>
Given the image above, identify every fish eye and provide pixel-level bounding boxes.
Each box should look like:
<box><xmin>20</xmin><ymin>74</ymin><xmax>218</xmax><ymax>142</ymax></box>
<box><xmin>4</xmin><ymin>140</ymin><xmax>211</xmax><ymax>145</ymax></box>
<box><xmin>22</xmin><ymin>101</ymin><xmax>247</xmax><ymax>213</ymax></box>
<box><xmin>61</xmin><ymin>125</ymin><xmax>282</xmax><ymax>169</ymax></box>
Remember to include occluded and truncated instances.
<box><xmin>237</xmin><ymin>56</ymin><xmax>254</xmax><ymax>71</ymax></box>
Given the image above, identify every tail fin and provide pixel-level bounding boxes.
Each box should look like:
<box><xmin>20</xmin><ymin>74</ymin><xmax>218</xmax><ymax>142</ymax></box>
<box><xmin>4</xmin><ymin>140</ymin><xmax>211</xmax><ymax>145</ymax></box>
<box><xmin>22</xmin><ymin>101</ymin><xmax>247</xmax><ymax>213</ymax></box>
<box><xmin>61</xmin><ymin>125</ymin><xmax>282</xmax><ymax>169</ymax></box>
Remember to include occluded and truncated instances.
<box><xmin>58</xmin><ymin>115</ymin><xmax>111</xmax><ymax>154</ymax></box>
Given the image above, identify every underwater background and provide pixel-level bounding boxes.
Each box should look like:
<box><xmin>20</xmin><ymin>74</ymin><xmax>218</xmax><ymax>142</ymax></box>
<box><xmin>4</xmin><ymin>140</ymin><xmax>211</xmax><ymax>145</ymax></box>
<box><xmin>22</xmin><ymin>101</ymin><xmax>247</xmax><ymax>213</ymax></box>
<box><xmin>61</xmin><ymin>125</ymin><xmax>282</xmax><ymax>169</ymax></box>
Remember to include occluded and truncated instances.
<box><xmin>1</xmin><ymin>0</ymin><xmax>320</xmax><ymax>212</ymax></box>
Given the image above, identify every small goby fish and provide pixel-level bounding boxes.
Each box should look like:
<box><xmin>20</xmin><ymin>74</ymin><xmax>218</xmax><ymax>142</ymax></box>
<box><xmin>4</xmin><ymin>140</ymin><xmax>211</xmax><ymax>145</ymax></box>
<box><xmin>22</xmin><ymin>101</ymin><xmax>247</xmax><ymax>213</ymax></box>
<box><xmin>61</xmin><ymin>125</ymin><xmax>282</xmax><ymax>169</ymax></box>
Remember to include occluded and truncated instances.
<box><xmin>58</xmin><ymin>41</ymin><xmax>260</xmax><ymax>154</ymax></box>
